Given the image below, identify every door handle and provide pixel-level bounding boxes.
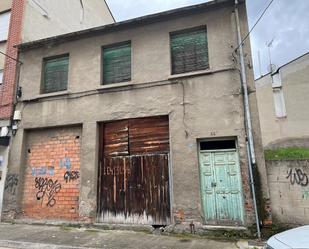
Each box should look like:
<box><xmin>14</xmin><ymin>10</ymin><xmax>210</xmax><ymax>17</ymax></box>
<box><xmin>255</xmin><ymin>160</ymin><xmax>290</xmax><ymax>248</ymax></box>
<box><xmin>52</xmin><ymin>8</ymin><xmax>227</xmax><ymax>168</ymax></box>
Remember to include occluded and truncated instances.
<box><xmin>211</xmin><ymin>182</ymin><xmax>217</xmax><ymax>188</ymax></box>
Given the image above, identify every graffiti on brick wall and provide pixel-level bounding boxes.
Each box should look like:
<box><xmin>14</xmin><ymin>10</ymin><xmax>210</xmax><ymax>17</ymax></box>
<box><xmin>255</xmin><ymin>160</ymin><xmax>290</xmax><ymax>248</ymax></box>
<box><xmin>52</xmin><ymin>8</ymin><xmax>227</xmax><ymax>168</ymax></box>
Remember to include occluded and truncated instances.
<box><xmin>59</xmin><ymin>157</ymin><xmax>71</xmax><ymax>170</ymax></box>
<box><xmin>32</xmin><ymin>166</ymin><xmax>54</xmax><ymax>177</ymax></box>
<box><xmin>5</xmin><ymin>174</ymin><xmax>18</xmax><ymax>195</ymax></box>
<box><xmin>286</xmin><ymin>168</ymin><xmax>308</xmax><ymax>187</ymax></box>
<box><xmin>64</xmin><ymin>170</ymin><xmax>80</xmax><ymax>183</ymax></box>
<box><xmin>34</xmin><ymin>177</ymin><xmax>62</xmax><ymax>207</ymax></box>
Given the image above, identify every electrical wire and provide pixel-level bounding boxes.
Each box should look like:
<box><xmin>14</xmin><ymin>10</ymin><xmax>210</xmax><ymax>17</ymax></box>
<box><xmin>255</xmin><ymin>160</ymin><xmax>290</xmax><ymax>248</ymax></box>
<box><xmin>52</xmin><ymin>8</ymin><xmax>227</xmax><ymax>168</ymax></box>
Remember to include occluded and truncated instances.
<box><xmin>0</xmin><ymin>51</ymin><xmax>23</xmax><ymax>64</ymax></box>
<box><xmin>234</xmin><ymin>0</ymin><xmax>275</xmax><ymax>52</ymax></box>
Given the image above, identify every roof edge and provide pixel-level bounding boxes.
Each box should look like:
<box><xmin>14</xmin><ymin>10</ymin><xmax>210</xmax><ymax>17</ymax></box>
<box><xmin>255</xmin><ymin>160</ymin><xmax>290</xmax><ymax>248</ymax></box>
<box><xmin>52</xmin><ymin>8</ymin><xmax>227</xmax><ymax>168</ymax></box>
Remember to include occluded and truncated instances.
<box><xmin>18</xmin><ymin>0</ymin><xmax>236</xmax><ymax>51</ymax></box>
<box><xmin>255</xmin><ymin>51</ymin><xmax>309</xmax><ymax>81</ymax></box>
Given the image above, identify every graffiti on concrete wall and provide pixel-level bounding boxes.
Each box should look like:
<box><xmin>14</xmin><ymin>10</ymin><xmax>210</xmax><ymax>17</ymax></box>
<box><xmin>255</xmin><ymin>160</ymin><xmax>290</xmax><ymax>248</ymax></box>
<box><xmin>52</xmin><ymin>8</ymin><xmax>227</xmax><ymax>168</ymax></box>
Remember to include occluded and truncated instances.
<box><xmin>286</xmin><ymin>168</ymin><xmax>308</xmax><ymax>187</ymax></box>
<box><xmin>34</xmin><ymin>177</ymin><xmax>62</xmax><ymax>207</ymax></box>
<box><xmin>5</xmin><ymin>174</ymin><xmax>18</xmax><ymax>195</ymax></box>
<box><xmin>64</xmin><ymin>170</ymin><xmax>80</xmax><ymax>183</ymax></box>
<box><xmin>32</xmin><ymin>166</ymin><xmax>54</xmax><ymax>177</ymax></box>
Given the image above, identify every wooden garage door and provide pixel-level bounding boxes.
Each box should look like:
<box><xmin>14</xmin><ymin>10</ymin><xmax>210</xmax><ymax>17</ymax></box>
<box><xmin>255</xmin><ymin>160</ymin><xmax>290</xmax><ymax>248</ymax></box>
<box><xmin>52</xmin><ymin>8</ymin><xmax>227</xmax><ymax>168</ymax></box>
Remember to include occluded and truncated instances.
<box><xmin>98</xmin><ymin>116</ymin><xmax>171</xmax><ymax>225</ymax></box>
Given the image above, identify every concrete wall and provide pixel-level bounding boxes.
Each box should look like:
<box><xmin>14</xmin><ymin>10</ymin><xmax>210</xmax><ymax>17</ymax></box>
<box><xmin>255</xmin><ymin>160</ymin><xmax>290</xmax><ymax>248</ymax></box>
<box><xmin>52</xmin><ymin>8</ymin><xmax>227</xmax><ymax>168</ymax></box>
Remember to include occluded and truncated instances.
<box><xmin>267</xmin><ymin>160</ymin><xmax>309</xmax><ymax>225</ymax></box>
<box><xmin>256</xmin><ymin>53</ymin><xmax>309</xmax><ymax>147</ymax></box>
<box><xmin>22</xmin><ymin>0</ymin><xmax>114</xmax><ymax>42</ymax></box>
<box><xmin>3</xmin><ymin>3</ymin><xmax>267</xmax><ymax>228</ymax></box>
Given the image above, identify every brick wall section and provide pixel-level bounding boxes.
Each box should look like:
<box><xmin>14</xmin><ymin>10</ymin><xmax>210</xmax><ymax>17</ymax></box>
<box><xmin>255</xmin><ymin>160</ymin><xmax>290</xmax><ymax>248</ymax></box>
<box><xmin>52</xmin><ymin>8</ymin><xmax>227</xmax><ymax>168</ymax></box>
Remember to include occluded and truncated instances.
<box><xmin>21</xmin><ymin>127</ymin><xmax>82</xmax><ymax>220</ymax></box>
<box><xmin>0</xmin><ymin>0</ymin><xmax>25</xmax><ymax>120</ymax></box>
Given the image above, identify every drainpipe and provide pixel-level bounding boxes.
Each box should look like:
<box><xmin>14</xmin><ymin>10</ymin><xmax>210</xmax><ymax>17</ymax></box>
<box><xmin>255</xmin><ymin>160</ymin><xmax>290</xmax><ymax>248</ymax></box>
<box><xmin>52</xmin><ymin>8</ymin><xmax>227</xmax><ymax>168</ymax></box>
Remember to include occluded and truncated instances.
<box><xmin>234</xmin><ymin>0</ymin><xmax>261</xmax><ymax>239</ymax></box>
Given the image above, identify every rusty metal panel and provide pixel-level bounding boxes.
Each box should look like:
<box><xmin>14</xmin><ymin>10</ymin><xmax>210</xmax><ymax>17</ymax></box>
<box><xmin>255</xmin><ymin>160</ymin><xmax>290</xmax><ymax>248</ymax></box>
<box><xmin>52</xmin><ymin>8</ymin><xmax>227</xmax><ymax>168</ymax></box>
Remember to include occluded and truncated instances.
<box><xmin>98</xmin><ymin>154</ymin><xmax>170</xmax><ymax>225</ymax></box>
<box><xmin>103</xmin><ymin>120</ymin><xmax>129</xmax><ymax>156</ymax></box>
<box><xmin>129</xmin><ymin>116</ymin><xmax>169</xmax><ymax>154</ymax></box>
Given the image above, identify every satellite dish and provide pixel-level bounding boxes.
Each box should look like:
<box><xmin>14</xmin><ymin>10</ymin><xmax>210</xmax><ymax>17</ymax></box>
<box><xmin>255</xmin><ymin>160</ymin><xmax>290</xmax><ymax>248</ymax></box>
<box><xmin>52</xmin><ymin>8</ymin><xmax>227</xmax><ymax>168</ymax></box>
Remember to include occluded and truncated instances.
<box><xmin>268</xmin><ymin>64</ymin><xmax>277</xmax><ymax>74</ymax></box>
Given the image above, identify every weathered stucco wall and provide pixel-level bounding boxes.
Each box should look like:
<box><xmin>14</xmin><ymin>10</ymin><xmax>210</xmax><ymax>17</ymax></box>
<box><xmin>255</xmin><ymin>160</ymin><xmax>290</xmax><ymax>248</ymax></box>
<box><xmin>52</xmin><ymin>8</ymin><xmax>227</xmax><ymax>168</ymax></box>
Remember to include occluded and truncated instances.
<box><xmin>0</xmin><ymin>0</ymin><xmax>11</xmax><ymax>12</ymax></box>
<box><xmin>22</xmin><ymin>0</ymin><xmax>114</xmax><ymax>43</ymax></box>
<box><xmin>3</xmin><ymin>2</ymin><xmax>267</xmax><ymax>228</ymax></box>
<box><xmin>267</xmin><ymin>160</ymin><xmax>309</xmax><ymax>225</ymax></box>
<box><xmin>256</xmin><ymin>53</ymin><xmax>309</xmax><ymax>147</ymax></box>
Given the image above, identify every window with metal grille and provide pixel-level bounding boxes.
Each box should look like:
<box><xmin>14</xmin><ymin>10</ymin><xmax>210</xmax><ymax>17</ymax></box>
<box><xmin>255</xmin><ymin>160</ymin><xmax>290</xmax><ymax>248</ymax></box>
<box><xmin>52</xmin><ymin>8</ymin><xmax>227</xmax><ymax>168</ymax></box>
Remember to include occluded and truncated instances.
<box><xmin>102</xmin><ymin>42</ymin><xmax>131</xmax><ymax>84</ymax></box>
<box><xmin>170</xmin><ymin>26</ymin><xmax>209</xmax><ymax>75</ymax></box>
<box><xmin>42</xmin><ymin>55</ymin><xmax>69</xmax><ymax>94</ymax></box>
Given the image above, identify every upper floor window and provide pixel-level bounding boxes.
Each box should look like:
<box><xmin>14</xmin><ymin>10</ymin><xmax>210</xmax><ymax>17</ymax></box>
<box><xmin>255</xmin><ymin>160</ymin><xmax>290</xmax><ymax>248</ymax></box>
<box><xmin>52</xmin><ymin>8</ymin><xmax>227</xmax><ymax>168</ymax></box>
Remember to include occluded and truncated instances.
<box><xmin>102</xmin><ymin>41</ymin><xmax>131</xmax><ymax>84</ymax></box>
<box><xmin>0</xmin><ymin>69</ymin><xmax>3</xmax><ymax>84</ymax></box>
<box><xmin>41</xmin><ymin>54</ymin><xmax>69</xmax><ymax>94</ymax></box>
<box><xmin>170</xmin><ymin>26</ymin><xmax>209</xmax><ymax>75</ymax></box>
<box><xmin>0</xmin><ymin>11</ymin><xmax>11</xmax><ymax>42</ymax></box>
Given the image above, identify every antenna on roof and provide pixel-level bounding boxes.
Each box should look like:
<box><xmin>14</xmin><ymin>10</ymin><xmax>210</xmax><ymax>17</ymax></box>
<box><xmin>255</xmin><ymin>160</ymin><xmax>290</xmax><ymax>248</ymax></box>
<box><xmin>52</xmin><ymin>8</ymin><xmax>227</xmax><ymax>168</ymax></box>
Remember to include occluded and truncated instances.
<box><xmin>266</xmin><ymin>38</ymin><xmax>275</xmax><ymax>73</ymax></box>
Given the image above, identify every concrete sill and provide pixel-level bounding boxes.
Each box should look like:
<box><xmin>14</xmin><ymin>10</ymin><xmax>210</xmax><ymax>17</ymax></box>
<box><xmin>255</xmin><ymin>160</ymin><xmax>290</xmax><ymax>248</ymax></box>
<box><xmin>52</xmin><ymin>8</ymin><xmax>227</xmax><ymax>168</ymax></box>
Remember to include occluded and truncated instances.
<box><xmin>168</xmin><ymin>69</ymin><xmax>212</xmax><ymax>80</ymax></box>
<box><xmin>202</xmin><ymin>225</ymin><xmax>247</xmax><ymax>231</ymax></box>
<box><xmin>97</xmin><ymin>81</ymin><xmax>133</xmax><ymax>90</ymax></box>
<box><xmin>168</xmin><ymin>67</ymin><xmax>235</xmax><ymax>80</ymax></box>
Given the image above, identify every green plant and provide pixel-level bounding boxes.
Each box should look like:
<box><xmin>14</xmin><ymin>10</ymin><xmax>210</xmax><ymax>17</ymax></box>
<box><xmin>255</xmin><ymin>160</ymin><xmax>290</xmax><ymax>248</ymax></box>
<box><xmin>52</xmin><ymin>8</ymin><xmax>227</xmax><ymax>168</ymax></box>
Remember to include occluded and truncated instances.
<box><xmin>265</xmin><ymin>148</ymin><xmax>309</xmax><ymax>160</ymax></box>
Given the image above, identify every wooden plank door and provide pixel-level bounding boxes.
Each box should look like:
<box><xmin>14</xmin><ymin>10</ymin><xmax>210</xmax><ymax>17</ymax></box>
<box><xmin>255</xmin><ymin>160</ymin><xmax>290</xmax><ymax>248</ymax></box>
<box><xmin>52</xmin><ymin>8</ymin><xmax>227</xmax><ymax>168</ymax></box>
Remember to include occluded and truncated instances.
<box><xmin>200</xmin><ymin>149</ymin><xmax>244</xmax><ymax>225</ymax></box>
<box><xmin>98</xmin><ymin>116</ymin><xmax>171</xmax><ymax>225</ymax></box>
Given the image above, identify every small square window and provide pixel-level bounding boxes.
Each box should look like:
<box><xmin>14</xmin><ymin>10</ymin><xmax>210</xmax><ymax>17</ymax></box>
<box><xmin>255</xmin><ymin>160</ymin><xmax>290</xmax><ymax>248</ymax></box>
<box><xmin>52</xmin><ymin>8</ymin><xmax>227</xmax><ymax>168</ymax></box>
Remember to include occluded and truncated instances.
<box><xmin>170</xmin><ymin>26</ymin><xmax>209</xmax><ymax>75</ymax></box>
<box><xmin>102</xmin><ymin>42</ymin><xmax>131</xmax><ymax>84</ymax></box>
<box><xmin>42</xmin><ymin>55</ymin><xmax>69</xmax><ymax>94</ymax></box>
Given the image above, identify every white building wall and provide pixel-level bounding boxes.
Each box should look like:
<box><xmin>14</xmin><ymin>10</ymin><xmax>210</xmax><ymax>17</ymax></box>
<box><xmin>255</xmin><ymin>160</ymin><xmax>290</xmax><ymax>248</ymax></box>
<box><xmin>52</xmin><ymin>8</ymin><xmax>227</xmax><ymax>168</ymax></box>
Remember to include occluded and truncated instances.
<box><xmin>22</xmin><ymin>0</ymin><xmax>114</xmax><ymax>42</ymax></box>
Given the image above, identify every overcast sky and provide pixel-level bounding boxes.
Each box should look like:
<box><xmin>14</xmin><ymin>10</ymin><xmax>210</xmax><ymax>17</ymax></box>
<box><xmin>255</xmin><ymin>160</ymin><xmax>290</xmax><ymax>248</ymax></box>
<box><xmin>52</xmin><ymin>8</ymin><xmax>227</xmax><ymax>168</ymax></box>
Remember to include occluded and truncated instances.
<box><xmin>106</xmin><ymin>0</ymin><xmax>309</xmax><ymax>79</ymax></box>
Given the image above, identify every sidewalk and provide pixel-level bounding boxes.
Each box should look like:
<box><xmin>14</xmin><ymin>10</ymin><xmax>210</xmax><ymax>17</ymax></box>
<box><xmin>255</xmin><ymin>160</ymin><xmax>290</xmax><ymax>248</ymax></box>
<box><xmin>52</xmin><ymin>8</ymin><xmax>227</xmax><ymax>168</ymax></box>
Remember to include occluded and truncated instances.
<box><xmin>0</xmin><ymin>223</ymin><xmax>260</xmax><ymax>249</ymax></box>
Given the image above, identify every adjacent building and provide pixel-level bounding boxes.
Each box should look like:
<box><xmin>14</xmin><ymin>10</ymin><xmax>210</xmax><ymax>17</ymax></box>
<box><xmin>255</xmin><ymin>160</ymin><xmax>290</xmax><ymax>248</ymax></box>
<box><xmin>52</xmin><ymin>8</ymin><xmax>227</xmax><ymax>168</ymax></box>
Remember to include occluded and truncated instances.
<box><xmin>256</xmin><ymin>52</ymin><xmax>309</xmax><ymax>148</ymax></box>
<box><xmin>0</xmin><ymin>0</ymin><xmax>114</xmax><ymax>219</ymax></box>
<box><xmin>1</xmin><ymin>0</ymin><xmax>269</xmax><ymax>231</ymax></box>
<box><xmin>256</xmin><ymin>52</ymin><xmax>309</xmax><ymax>225</ymax></box>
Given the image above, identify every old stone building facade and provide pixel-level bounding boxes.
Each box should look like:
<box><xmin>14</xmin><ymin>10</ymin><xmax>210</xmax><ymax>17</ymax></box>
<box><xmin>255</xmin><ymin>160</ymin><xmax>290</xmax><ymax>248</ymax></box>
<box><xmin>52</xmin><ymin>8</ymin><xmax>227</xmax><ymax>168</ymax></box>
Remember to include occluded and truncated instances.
<box><xmin>2</xmin><ymin>0</ymin><xmax>268</xmax><ymax>231</ymax></box>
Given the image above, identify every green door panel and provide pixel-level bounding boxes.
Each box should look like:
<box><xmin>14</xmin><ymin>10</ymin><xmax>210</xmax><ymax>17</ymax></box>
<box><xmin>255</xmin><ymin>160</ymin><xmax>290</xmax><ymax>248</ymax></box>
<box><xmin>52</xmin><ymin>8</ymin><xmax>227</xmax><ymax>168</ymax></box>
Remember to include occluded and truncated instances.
<box><xmin>199</xmin><ymin>149</ymin><xmax>244</xmax><ymax>225</ymax></box>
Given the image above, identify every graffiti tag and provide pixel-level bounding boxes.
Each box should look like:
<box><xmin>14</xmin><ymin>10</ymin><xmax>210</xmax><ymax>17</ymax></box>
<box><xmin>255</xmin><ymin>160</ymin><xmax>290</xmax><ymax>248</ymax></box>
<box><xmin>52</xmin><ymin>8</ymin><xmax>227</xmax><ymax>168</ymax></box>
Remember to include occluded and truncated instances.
<box><xmin>286</xmin><ymin>168</ymin><xmax>308</xmax><ymax>187</ymax></box>
<box><xmin>64</xmin><ymin>170</ymin><xmax>80</xmax><ymax>183</ymax></box>
<box><xmin>59</xmin><ymin>157</ymin><xmax>71</xmax><ymax>170</ymax></box>
<box><xmin>34</xmin><ymin>177</ymin><xmax>61</xmax><ymax>207</ymax></box>
<box><xmin>32</xmin><ymin>167</ymin><xmax>54</xmax><ymax>177</ymax></box>
<box><xmin>4</xmin><ymin>174</ymin><xmax>18</xmax><ymax>195</ymax></box>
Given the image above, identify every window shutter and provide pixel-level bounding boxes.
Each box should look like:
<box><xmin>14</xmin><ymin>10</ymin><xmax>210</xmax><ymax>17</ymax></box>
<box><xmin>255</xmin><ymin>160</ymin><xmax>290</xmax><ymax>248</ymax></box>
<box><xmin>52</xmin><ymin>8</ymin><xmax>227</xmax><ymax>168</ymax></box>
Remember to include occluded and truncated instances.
<box><xmin>0</xmin><ymin>11</ymin><xmax>11</xmax><ymax>41</ymax></box>
<box><xmin>43</xmin><ymin>56</ymin><xmax>69</xmax><ymax>93</ymax></box>
<box><xmin>103</xmin><ymin>42</ymin><xmax>131</xmax><ymax>84</ymax></box>
<box><xmin>171</xmin><ymin>26</ymin><xmax>209</xmax><ymax>74</ymax></box>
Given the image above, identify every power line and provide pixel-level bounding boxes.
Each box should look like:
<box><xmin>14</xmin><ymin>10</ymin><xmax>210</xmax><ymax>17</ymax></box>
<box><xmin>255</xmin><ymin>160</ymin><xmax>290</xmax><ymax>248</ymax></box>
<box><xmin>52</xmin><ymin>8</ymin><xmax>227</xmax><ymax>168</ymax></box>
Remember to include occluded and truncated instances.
<box><xmin>0</xmin><ymin>51</ymin><xmax>23</xmax><ymax>64</ymax></box>
<box><xmin>235</xmin><ymin>0</ymin><xmax>275</xmax><ymax>51</ymax></box>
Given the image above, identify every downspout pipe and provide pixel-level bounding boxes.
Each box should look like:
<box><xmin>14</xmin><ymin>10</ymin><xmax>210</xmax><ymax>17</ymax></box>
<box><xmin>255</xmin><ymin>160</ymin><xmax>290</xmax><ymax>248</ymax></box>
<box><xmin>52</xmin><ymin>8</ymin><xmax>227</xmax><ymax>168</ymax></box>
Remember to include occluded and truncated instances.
<box><xmin>234</xmin><ymin>0</ymin><xmax>261</xmax><ymax>239</ymax></box>
<box><xmin>234</xmin><ymin>0</ymin><xmax>256</xmax><ymax>165</ymax></box>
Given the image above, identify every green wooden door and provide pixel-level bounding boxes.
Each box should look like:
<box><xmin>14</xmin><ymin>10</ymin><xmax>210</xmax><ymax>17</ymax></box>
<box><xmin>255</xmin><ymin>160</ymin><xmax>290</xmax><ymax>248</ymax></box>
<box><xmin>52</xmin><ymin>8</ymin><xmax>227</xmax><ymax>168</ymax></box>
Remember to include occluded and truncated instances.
<box><xmin>199</xmin><ymin>149</ymin><xmax>244</xmax><ymax>225</ymax></box>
